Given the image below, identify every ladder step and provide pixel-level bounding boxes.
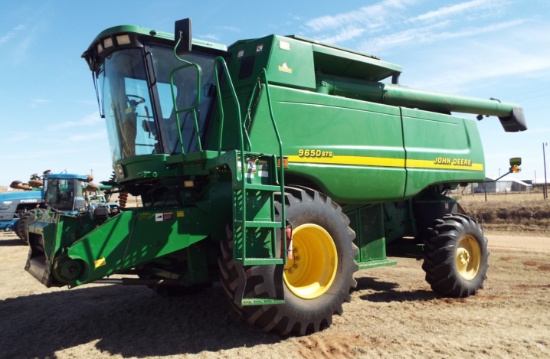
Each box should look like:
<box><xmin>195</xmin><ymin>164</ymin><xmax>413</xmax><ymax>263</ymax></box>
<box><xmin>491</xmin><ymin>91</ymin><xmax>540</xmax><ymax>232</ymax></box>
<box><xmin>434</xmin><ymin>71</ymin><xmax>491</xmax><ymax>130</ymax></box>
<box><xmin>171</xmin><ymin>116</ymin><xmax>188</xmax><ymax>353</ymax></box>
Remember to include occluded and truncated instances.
<box><xmin>235</xmin><ymin>257</ymin><xmax>284</xmax><ymax>266</ymax></box>
<box><xmin>240</xmin><ymin>297</ymin><xmax>285</xmax><ymax>306</ymax></box>
<box><xmin>235</xmin><ymin>183</ymin><xmax>280</xmax><ymax>192</ymax></box>
<box><xmin>234</xmin><ymin>220</ymin><xmax>282</xmax><ymax>228</ymax></box>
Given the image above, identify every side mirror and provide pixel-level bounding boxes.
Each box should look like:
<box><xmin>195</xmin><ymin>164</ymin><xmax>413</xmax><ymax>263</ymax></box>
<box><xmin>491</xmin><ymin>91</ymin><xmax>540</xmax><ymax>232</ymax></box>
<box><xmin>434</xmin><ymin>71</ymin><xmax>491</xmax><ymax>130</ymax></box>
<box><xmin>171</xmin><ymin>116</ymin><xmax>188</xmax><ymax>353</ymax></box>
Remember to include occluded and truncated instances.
<box><xmin>174</xmin><ymin>18</ymin><xmax>192</xmax><ymax>54</ymax></box>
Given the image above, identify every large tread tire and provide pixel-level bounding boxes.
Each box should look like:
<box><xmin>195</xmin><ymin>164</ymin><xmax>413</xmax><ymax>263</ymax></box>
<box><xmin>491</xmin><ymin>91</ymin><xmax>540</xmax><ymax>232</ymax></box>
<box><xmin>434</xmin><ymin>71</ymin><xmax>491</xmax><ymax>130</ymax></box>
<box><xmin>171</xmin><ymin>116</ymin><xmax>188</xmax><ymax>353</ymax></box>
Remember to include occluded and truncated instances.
<box><xmin>15</xmin><ymin>214</ymin><xmax>28</xmax><ymax>242</ymax></box>
<box><xmin>16</xmin><ymin>209</ymin><xmax>44</xmax><ymax>244</ymax></box>
<box><xmin>218</xmin><ymin>187</ymin><xmax>358</xmax><ymax>336</ymax></box>
<box><xmin>422</xmin><ymin>214</ymin><xmax>489</xmax><ymax>297</ymax></box>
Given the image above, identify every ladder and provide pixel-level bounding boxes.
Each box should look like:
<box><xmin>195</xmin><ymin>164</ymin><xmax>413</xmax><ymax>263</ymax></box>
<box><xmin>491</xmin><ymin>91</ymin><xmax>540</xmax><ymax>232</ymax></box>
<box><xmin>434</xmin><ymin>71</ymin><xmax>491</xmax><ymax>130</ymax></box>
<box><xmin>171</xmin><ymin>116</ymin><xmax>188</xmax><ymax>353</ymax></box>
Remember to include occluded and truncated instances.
<box><xmin>214</xmin><ymin>60</ymin><xmax>287</xmax><ymax>306</ymax></box>
<box><xmin>232</xmin><ymin>153</ymin><xmax>284</xmax><ymax>266</ymax></box>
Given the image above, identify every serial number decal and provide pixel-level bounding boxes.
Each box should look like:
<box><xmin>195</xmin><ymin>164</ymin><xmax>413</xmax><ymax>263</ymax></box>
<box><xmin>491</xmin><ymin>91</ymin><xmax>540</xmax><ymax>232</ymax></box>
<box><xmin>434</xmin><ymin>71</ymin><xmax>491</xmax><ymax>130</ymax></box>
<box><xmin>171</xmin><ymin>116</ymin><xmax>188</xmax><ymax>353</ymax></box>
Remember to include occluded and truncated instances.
<box><xmin>298</xmin><ymin>149</ymin><xmax>334</xmax><ymax>158</ymax></box>
<box><xmin>433</xmin><ymin>157</ymin><xmax>472</xmax><ymax>166</ymax></box>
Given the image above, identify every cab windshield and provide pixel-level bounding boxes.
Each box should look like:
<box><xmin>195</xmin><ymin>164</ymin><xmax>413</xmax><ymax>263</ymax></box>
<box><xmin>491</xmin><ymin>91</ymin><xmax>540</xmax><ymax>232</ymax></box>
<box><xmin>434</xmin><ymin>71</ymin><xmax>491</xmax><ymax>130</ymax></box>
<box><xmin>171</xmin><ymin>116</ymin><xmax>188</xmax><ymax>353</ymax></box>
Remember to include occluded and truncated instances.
<box><xmin>98</xmin><ymin>44</ymin><xmax>217</xmax><ymax>161</ymax></box>
<box><xmin>44</xmin><ymin>179</ymin><xmax>83</xmax><ymax>212</ymax></box>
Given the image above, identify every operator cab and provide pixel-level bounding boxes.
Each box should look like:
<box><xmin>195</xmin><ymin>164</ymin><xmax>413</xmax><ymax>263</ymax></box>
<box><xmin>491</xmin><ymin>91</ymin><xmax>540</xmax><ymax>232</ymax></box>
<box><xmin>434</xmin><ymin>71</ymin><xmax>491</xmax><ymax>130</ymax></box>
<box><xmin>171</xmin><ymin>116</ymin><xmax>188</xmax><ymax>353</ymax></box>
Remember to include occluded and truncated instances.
<box><xmin>83</xmin><ymin>25</ymin><xmax>227</xmax><ymax>169</ymax></box>
<box><xmin>43</xmin><ymin>174</ymin><xmax>88</xmax><ymax>213</ymax></box>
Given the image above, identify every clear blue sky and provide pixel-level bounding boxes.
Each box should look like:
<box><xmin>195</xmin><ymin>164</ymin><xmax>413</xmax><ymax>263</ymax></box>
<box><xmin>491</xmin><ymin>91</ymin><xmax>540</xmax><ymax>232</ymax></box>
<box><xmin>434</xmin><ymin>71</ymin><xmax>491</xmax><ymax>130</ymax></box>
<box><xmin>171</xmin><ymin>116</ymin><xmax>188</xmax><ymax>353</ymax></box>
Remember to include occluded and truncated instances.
<box><xmin>1</xmin><ymin>0</ymin><xmax>549</xmax><ymax>187</ymax></box>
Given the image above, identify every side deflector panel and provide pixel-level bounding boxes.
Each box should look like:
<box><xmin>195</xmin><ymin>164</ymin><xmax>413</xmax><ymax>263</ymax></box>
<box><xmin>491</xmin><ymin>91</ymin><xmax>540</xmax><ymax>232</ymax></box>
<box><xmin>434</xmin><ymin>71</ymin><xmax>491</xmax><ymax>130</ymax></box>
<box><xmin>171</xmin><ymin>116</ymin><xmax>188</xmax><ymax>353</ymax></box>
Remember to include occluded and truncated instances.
<box><xmin>402</xmin><ymin>108</ymin><xmax>485</xmax><ymax>196</ymax></box>
<box><xmin>248</xmin><ymin>86</ymin><xmax>407</xmax><ymax>203</ymax></box>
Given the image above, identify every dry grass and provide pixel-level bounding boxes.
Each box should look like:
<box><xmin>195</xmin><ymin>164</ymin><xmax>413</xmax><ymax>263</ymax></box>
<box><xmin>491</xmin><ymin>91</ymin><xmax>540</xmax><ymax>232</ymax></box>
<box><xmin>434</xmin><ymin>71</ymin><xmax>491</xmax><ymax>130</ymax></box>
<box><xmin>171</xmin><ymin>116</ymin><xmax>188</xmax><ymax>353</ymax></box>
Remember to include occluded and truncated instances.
<box><xmin>454</xmin><ymin>191</ymin><xmax>550</xmax><ymax>235</ymax></box>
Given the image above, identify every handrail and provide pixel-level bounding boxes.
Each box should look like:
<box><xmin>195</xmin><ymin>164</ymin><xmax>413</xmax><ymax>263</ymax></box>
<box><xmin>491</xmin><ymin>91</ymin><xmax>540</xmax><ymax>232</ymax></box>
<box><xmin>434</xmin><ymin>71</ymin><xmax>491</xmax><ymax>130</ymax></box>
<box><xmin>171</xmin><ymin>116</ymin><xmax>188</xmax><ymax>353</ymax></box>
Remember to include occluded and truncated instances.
<box><xmin>213</xmin><ymin>56</ymin><xmax>247</xmax><ymax>157</ymax></box>
<box><xmin>169</xmin><ymin>38</ymin><xmax>203</xmax><ymax>154</ymax></box>
<box><xmin>258</xmin><ymin>69</ymin><xmax>286</xmax><ymax>247</ymax></box>
<box><xmin>212</xmin><ymin>56</ymin><xmax>248</xmax><ymax>260</ymax></box>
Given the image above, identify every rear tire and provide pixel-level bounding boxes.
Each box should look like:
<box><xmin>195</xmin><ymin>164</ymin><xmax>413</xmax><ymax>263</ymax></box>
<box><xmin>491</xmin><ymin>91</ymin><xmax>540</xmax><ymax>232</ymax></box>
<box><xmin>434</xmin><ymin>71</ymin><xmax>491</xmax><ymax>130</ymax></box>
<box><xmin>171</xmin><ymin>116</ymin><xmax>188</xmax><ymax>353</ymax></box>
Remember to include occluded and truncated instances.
<box><xmin>218</xmin><ymin>187</ymin><xmax>358</xmax><ymax>336</ymax></box>
<box><xmin>422</xmin><ymin>214</ymin><xmax>489</xmax><ymax>297</ymax></box>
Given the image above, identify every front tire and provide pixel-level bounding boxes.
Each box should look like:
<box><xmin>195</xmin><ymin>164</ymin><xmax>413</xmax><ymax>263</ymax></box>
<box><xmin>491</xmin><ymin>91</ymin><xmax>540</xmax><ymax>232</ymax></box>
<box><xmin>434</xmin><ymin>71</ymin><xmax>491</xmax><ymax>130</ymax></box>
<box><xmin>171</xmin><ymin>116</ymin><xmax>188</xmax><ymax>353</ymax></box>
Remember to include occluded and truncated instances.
<box><xmin>16</xmin><ymin>209</ymin><xmax>44</xmax><ymax>244</ymax></box>
<box><xmin>422</xmin><ymin>214</ymin><xmax>489</xmax><ymax>297</ymax></box>
<box><xmin>218</xmin><ymin>187</ymin><xmax>358</xmax><ymax>336</ymax></box>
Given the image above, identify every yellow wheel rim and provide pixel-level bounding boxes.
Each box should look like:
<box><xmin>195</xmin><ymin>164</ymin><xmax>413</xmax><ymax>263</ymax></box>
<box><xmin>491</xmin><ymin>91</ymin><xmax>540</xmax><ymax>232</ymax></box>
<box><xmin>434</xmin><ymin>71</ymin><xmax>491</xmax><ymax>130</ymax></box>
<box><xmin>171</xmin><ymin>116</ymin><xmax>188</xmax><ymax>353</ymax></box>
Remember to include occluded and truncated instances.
<box><xmin>456</xmin><ymin>235</ymin><xmax>481</xmax><ymax>280</ymax></box>
<box><xmin>283</xmin><ymin>224</ymin><xmax>338</xmax><ymax>299</ymax></box>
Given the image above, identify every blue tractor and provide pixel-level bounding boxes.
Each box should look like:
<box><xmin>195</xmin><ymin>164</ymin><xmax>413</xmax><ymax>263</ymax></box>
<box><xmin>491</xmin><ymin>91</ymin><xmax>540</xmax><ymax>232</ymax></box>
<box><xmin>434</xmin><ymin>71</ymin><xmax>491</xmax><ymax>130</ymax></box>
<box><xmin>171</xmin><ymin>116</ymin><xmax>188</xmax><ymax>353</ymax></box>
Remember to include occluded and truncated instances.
<box><xmin>0</xmin><ymin>191</ymin><xmax>43</xmax><ymax>233</ymax></box>
<box><xmin>3</xmin><ymin>173</ymin><xmax>99</xmax><ymax>243</ymax></box>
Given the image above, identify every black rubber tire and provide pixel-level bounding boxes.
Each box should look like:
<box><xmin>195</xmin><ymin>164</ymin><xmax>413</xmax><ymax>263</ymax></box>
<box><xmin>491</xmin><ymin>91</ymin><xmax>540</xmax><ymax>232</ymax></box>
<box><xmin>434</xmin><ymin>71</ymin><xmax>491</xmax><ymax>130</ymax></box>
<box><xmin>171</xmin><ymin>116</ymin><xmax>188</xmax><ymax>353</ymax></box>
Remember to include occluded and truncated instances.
<box><xmin>422</xmin><ymin>214</ymin><xmax>489</xmax><ymax>297</ymax></box>
<box><xmin>16</xmin><ymin>209</ymin><xmax>43</xmax><ymax>244</ymax></box>
<box><xmin>218</xmin><ymin>187</ymin><xmax>358</xmax><ymax>336</ymax></box>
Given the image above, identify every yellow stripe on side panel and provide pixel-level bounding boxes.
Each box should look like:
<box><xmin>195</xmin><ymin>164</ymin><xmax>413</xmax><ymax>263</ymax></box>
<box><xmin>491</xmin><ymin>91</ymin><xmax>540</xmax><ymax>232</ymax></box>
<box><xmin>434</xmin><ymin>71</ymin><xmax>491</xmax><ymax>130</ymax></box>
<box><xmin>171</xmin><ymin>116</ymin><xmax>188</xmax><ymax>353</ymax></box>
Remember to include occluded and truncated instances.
<box><xmin>287</xmin><ymin>155</ymin><xmax>405</xmax><ymax>168</ymax></box>
<box><xmin>288</xmin><ymin>155</ymin><xmax>483</xmax><ymax>171</ymax></box>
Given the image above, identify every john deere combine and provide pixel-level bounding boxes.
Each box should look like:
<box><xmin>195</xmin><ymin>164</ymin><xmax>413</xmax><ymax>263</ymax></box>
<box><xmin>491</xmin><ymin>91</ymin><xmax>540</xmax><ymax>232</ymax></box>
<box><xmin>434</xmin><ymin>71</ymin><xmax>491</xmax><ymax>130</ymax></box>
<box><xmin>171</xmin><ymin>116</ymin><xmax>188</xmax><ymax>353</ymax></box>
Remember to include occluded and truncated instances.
<box><xmin>26</xmin><ymin>18</ymin><xmax>526</xmax><ymax>336</ymax></box>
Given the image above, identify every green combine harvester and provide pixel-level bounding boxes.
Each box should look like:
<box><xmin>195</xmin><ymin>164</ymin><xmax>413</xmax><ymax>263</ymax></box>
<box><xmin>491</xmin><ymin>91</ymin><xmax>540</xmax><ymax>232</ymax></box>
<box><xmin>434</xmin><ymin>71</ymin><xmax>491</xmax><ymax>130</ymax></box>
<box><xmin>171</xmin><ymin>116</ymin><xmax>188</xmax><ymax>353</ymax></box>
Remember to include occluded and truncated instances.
<box><xmin>26</xmin><ymin>18</ymin><xmax>526</xmax><ymax>336</ymax></box>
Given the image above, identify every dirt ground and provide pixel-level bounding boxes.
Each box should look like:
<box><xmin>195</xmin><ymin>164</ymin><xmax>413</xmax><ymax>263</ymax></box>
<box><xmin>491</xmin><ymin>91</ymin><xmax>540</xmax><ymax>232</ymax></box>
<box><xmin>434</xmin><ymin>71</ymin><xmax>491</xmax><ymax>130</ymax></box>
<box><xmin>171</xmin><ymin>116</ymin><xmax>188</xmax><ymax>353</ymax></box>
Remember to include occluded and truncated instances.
<box><xmin>0</xmin><ymin>230</ymin><xmax>548</xmax><ymax>359</ymax></box>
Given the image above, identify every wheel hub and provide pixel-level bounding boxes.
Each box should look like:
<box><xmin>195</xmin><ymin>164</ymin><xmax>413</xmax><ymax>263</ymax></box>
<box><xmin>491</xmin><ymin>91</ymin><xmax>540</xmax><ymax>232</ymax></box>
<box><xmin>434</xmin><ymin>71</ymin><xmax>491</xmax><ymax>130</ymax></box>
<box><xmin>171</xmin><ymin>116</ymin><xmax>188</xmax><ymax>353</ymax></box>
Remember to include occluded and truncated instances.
<box><xmin>283</xmin><ymin>224</ymin><xmax>338</xmax><ymax>299</ymax></box>
<box><xmin>457</xmin><ymin>248</ymin><xmax>471</xmax><ymax>266</ymax></box>
<box><xmin>456</xmin><ymin>235</ymin><xmax>481</xmax><ymax>280</ymax></box>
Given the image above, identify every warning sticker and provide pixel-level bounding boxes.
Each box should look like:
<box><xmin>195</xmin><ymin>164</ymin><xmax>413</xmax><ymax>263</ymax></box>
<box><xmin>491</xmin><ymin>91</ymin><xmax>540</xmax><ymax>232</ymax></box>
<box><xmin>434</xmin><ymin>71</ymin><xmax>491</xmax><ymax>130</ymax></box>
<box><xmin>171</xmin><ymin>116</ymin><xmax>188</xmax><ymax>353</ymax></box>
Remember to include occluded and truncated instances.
<box><xmin>155</xmin><ymin>212</ymin><xmax>175</xmax><ymax>222</ymax></box>
<box><xmin>163</xmin><ymin>212</ymin><xmax>174</xmax><ymax>221</ymax></box>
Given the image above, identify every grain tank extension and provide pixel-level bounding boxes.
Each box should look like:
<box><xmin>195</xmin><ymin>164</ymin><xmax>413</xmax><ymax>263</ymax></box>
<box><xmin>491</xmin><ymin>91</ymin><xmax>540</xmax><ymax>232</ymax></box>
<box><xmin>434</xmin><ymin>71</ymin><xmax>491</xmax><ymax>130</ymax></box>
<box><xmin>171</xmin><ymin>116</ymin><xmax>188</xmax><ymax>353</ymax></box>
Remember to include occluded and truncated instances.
<box><xmin>26</xmin><ymin>18</ymin><xmax>526</xmax><ymax>336</ymax></box>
